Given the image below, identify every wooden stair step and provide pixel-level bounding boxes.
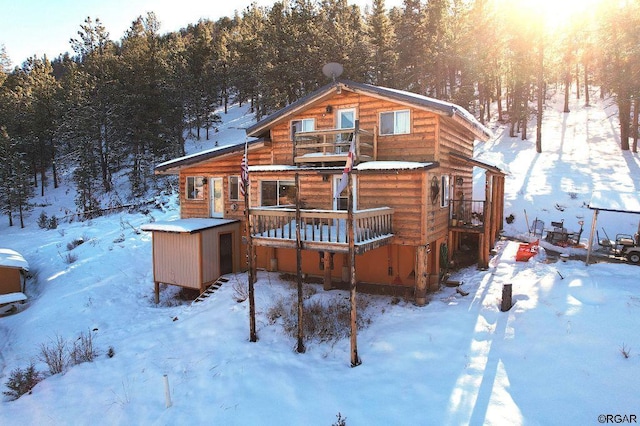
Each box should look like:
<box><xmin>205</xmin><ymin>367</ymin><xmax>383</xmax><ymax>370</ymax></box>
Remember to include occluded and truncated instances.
<box><xmin>192</xmin><ymin>277</ymin><xmax>226</xmax><ymax>304</ymax></box>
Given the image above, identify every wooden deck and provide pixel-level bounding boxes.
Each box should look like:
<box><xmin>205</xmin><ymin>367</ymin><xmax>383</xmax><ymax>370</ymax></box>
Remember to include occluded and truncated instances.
<box><xmin>293</xmin><ymin>123</ymin><xmax>376</xmax><ymax>165</ymax></box>
<box><xmin>249</xmin><ymin>207</ymin><xmax>394</xmax><ymax>254</ymax></box>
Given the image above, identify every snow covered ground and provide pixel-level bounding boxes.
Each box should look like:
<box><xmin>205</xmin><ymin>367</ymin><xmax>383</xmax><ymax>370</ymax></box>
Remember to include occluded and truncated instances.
<box><xmin>1</xmin><ymin>92</ymin><xmax>639</xmax><ymax>425</ymax></box>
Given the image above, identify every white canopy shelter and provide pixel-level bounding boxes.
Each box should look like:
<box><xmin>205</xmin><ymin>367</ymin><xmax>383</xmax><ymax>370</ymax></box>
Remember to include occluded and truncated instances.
<box><xmin>585</xmin><ymin>191</ymin><xmax>640</xmax><ymax>264</ymax></box>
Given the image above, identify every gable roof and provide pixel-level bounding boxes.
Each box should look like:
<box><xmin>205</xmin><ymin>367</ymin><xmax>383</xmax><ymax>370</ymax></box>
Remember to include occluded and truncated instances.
<box><xmin>246</xmin><ymin>79</ymin><xmax>492</xmax><ymax>141</ymax></box>
<box><xmin>154</xmin><ymin>139</ymin><xmax>267</xmax><ymax>175</ymax></box>
<box><xmin>450</xmin><ymin>151</ymin><xmax>505</xmax><ymax>175</ymax></box>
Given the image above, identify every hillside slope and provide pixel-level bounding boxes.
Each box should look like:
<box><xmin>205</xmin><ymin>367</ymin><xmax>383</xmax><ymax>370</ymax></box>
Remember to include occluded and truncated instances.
<box><xmin>0</xmin><ymin>91</ymin><xmax>639</xmax><ymax>425</ymax></box>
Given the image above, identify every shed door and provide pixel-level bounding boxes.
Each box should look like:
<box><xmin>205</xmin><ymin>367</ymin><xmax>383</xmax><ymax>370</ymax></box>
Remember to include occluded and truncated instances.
<box><xmin>219</xmin><ymin>233</ymin><xmax>233</xmax><ymax>275</ymax></box>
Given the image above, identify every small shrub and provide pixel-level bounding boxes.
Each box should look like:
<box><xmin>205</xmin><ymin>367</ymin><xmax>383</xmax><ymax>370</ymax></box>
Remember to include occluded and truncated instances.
<box><xmin>48</xmin><ymin>215</ymin><xmax>58</xmax><ymax>230</ymax></box>
<box><xmin>37</xmin><ymin>212</ymin><xmax>49</xmax><ymax>229</ymax></box>
<box><xmin>107</xmin><ymin>346</ymin><xmax>115</xmax><ymax>358</ymax></box>
<box><xmin>621</xmin><ymin>343</ymin><xmax>631</xmax><ymax>359</ymax></box>
<box><xmin>333</xmin><ymin>413</ymin><xmax>347</xmax><ymax>426</ymax></box>
<box><xmin>505</xmin><ymin>213</ymin><xmax>515</xmax><ymax>224</ymax></box>
<box><xmin>3</xmin><ymin>363</ymin><xmax>43</xmax><ymax>400</ymax></box>
<box><xmin>267</xmin><ymin>292</ymin><xmax>372</xmax><ymax>343</ymax></box>
<box><xmin>64</xmin><ymin>252</ymin><xmax>78</xmax><ymax>264</ymax></box>
<box><xmin>232</xmin><ymin>278</ymin><xmax>248</xmax><ymax>303</ymax></box>
<box><xmin>66</xmin><ymin>237</ymin><xmax>84</xmax><ymax>251</ymax></box>
<box><xmin>39</xmin><ymin>334</ymin><xmax>69</xmax><ymax>375</ymax></box>
<box><xmin>69</xmin><ymin>330</ymin><xmax>97</xmax><ymax>365</ymax></box>
<box><xmin>113</xmin><ymin>233</ymin><xmax>125</xmax><ymax>244</ymax></box>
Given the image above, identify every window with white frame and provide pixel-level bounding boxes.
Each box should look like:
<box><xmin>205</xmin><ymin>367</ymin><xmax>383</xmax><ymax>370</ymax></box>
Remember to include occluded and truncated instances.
<box><xmin>229</xmin><ymin>176</ymin><xmax>241</xmax><ymax>201</ymax></box>
<box><xmin>260</xmin><ymin>180</ymin><xmax>296</xmax><ymax>206</ymax></box>
<box><xmin>186</xmin><ymin>176</ymin><xmax>205</xmax><ymax>200</ymax></box>
<box><xmin>291</xmin><ymin>118</ymin><xmax>315</xmax><ymax>139</ymax></box>
<box><xmin>379</xmin><ymin>110</ymin><xmax>410</xmax><ymax>135</ymax></box>
<box><xmin>441</xmin><ymin>175</ymin><xmax>450</xmax><ymax>208</ymax></box>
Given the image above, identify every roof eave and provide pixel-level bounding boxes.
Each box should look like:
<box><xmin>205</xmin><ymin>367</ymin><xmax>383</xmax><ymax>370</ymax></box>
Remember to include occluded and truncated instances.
<box><xmin>154</xmin><ymin>139</ymin><xmax>267</xmax><ymax>175</ymax></box>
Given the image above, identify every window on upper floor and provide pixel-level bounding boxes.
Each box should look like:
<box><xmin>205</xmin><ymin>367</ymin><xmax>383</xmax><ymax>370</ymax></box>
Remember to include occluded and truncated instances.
<box><xmin>379</xmin><ymin>110</ymin><xmax>410</xmax><ymax>135</ymax></box>
<box><xmin>291</xmin><ymin>118</ymin><xmax>315</xmax><ymax>139</ymax></box>
<box><xmin>186</xmin><ymin>176</ymin><xmax>205</xmax><ymax>200</ymax></box>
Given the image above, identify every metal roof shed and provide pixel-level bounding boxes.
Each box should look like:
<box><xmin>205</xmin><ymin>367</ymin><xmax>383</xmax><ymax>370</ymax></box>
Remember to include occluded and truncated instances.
<box><xmin>585</xmin><ymin>191</ymin><xmax>640</xmax><ymax>265</ymax></box>
<box><xmin>141</xmin><ymin>218</ymin><xmax>241</xmax><ymax>303</ymax></box>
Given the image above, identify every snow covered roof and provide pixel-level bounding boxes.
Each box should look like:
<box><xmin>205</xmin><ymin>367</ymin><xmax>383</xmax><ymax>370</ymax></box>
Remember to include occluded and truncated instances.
<box><xmin>449</xmin><ymin>152</ymin><xmax>504</xmax><ymax>174</ymax></box>
<box><xmin>355</xmin><ymin>161</ymin><xmax>434</xmax><ymax>171</ymax></box>
<box><xmin>0</xmin><ymin>248</ymin><xmax>29</xmax><ymax>271</ymax></box>
<box><xmin>249</xmin><ymin>165</ymin><xmax>299</xmax><ymax>172</ymax></box>
<box><xmin>154</xmin><ymin>139</ymin><xmax>266</xmax><ymax>174</ymax></box>
<box><xmin>247</xmin><ymin>161</ymin><xmax>436</xmax><ymax>174</ymax></box>
<box><xmin>140</xmin><ymin>218</ymin><xmax>239</xmax><ymax>233</ymax></box>
<box><xmin>588</xmin><ymin>190</ymin><xmax>640</xmax><ymax>214</ymax></box>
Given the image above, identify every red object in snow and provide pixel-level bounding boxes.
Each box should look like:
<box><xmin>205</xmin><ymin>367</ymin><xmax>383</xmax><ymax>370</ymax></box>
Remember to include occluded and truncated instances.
<box><xmin>516</xmin><ymin>240</ymin><xmax>539</xmax><ymax>262</ymax></box>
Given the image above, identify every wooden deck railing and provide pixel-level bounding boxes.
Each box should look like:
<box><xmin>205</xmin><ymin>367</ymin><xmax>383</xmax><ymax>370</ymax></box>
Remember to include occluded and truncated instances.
<box><xmin>449</xmin><ymin>199</ymin><xmax>486</xmax><ymax>231</ymax></box>
<box><xmin>293</xmin><ymin>121</ymin><xmax>376</xmax><ymax>164</ymax></box>
<box><xmin>249</xmin><ymin>207</ymin><xmax>394</xmax><ymax>253</ymax></box>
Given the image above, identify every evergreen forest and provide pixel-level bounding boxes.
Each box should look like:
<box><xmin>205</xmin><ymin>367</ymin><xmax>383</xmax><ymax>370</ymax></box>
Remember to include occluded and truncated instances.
<box><xmin>0</xmin><ymin>0</ymin><xmax>639</xmax><ymax>227</ymax></box>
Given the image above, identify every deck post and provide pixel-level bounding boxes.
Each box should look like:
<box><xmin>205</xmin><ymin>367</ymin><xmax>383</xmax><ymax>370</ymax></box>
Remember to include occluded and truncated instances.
<box><xmin>415</xmin><ymin>245</ymin><xmax>429</xmax><ymax>306</ymax></box>
<box><xmin>295</xmin><ymin>173</ymin><xmax>305</xmax><ymax>353</ymax></box>
<box><xmin>323</xmin><ymin>251</ymin><xmax>332</xmax><ymax>290</ymax></box>
<box><xmin>154</xmin><ymin>282</ymin><xmax>159</xmax><ymax>304</ymax></box>
<box><xmin>348</xmin><ymin>174</ymin><xmax>361</xmax><ymax>367</ymax></box>
<box><xmin>244</xmin><ymin>157</ymin><xmax>257</xmax><ymax>343</ymax></box>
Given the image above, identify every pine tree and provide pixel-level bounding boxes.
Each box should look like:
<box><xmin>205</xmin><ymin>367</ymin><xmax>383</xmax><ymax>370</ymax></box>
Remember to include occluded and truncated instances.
<box><xmin>366</xmin><ymin>0</ymin><xmax>398</xmax><ymax>86</ymax></box>
<box><xmin>0</xmin><ymin>128</ymin><xmax>33</xmax><ymax>227</ymax></box>
<box><xmin>69</xmin><ymin>17</ymin><xmax>119</xmax><ymax>193</ymax></box>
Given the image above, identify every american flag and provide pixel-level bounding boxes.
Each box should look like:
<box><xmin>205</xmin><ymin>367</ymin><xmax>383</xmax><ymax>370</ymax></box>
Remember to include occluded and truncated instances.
<box><xmin>334</xmin><ymin>136</ymin><xmax>356</xmax><ymax>198</ymax></box>
<box><xmin>240</xmin><ymin>143</ymin><xmax>249</xmax><ymax>197</ymax></box>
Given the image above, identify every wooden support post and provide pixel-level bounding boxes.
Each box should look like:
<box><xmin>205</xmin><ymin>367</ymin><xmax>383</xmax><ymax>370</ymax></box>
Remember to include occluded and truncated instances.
<box><xmin>415</xmin><ymin>245</ymin><xmax>429</xmax><ymax>306</ymax></box>
<box><xmin>323</xmin><ymin>251</ymin><xmax>332</xmax><ymax>291</ymax></box>
<box><xmin>295</xmin><ymin>173</ymin><xmax>305</xmax><ymax>353</ymax></box>
<box><xmin>501</xmin><ymin>283</ymin><xmax>512</xmax><ymax>312</ymax></box>
<box><xmin>348</xmin><ymin>174</ymin><xmax>361</xmax><ymax>367</ymax></box>
<box><xmin>245</xmin><ymin>171</ymin><xmax>257</xmax><ymax>343</ymax></box>
<box><xmin>154</xmin><ymin>282</ymin><xmax>159</xmax><ymax>305</ymax></box>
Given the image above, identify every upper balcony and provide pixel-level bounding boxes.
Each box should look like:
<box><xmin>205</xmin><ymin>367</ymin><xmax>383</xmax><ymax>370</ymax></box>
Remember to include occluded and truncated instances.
<box><xmin>293</xmin><ymin>124</ymin><xmax>376</xmax><ymax>165</ymax></box>
<box><xmin>249</xmin><ymin>207</ymin><xmax>394</xmax><ymax>254</ymax></box>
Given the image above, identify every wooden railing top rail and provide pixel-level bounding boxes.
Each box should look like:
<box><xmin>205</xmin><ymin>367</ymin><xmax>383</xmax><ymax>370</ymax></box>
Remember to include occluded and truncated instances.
<box><xmin>294</xmin><ymin>127</ymin><xmax>374</xmax><ymax>138</ymax></box>
<box><xmin>249</xmin><ymin>207</ymin><xmax>393</xmax><ymax>218</ymax></box>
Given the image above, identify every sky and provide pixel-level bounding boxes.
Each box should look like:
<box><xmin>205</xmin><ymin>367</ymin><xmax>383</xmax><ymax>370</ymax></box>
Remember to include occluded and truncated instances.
<box><xmin>1</xmin><ymin>89</ymin><xmax>639</xmax><ymax>423</ymax></box>
<box><xmin>0</xmin><ymin>0</ymin><xmax>403</xmax><ymax>68</ymax></box>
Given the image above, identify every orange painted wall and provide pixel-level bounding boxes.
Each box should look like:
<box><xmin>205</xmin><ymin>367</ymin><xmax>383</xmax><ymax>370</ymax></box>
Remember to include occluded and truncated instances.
<box><xmin>0</xmin><ymin>267</ymin><xmax>21</xmax><ymax>294</ymax></box>
<box><xmin>255</xmin><ymin>243</ymin><xmax>417</xmax><ymax>287</ymax></box>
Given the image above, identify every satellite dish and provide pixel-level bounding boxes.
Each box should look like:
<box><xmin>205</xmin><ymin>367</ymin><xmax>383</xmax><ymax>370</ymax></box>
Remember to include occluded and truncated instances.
<box><xmin>322</xmin><ymin>62</ymin><xmax>344</xmax><ymax>81</ymax></box>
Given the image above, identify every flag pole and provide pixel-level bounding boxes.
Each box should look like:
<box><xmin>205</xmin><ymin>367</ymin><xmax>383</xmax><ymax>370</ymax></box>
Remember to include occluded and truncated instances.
<box><xmin>349</xmin><ymin>121</ymin><xmax>360</xmax><ymax>367</ymax></box>
<box><xmin>242</xmin><ymin>139</ymin><xmax>257</xmax><ymax>342</ymax></box>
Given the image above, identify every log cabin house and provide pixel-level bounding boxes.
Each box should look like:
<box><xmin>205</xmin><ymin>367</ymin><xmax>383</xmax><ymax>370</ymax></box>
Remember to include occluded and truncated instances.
<box><xmin>152</xmin><ymin>79</ymin><xmax>505</xmax><ymax>304</ymax></box>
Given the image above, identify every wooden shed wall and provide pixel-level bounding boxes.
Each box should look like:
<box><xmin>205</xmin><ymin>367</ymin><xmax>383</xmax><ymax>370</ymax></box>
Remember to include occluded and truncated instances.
<box><xmin>0</xmin><ymin>267</ymin><xmax>21</xmax><ymax>294</ymax></box>
<box><xmin>153</xmin><ymin>232</ymin><xmax>201</xmax><ymax>289</ymax></box>
<box><xmin>152</xmin><ymin>222</ymin><xmax>241</xmax><ymax>291</ymax></box>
